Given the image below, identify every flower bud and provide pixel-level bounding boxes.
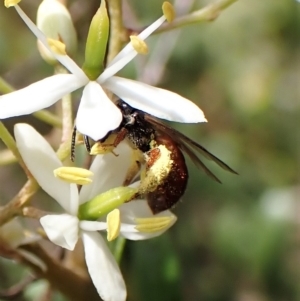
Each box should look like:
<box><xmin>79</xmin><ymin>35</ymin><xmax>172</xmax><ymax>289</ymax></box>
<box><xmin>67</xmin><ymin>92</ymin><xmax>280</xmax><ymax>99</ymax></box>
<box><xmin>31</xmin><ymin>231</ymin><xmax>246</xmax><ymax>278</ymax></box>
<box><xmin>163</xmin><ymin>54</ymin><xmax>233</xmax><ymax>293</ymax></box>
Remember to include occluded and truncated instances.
<box><xmin>78</xmin><ymin>187</ymin><xmax>138</xmax><ymax>221</ymax></box>
<box><xmin>36</xmin><ymin>0</ymin><xmax>77</xmax><ymax>64</ymax></box>
<box><xmin>82</xmin><ymin>0</ymin><xmax>109</xmax><ymax>80</ymax></box>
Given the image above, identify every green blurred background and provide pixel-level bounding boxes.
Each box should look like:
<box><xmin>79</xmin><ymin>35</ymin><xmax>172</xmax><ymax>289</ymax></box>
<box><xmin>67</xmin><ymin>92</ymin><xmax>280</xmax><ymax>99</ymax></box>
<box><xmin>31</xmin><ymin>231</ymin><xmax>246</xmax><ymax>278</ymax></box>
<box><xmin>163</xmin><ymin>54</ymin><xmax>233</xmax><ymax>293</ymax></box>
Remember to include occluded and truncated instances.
<box><xmin>0</xmin><ymin>0</ymin><xmax>299</xmax><ymax>300</ymax></box>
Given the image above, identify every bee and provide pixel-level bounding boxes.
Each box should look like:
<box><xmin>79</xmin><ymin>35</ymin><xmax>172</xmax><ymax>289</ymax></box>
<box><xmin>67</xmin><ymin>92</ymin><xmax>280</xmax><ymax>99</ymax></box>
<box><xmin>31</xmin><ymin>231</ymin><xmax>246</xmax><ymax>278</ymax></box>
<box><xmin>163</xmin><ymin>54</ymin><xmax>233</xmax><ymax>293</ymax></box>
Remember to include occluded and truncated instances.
<box><xmin>73</xmin><ymin>100</ymin><xmax>237</xmax><ymax>214</ymax></box>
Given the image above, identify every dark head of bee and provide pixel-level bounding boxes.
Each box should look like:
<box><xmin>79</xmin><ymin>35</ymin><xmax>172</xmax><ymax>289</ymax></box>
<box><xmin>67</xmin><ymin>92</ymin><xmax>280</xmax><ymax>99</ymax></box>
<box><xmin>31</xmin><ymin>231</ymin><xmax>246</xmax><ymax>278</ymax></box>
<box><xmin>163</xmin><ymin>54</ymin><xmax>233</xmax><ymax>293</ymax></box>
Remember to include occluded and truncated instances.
<box><xmin>75</xmin><ymin>99</ymin><xmax>237</xmax><ymax>214</ymax></box>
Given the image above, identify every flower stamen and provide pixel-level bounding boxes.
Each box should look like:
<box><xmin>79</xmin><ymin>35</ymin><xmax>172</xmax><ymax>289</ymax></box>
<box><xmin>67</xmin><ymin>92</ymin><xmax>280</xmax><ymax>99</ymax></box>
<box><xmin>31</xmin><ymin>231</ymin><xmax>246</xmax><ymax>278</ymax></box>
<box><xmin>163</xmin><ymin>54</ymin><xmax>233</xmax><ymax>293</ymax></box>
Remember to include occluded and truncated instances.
<box><xmin>162</xmin><ymin>2</ymin><xmax>175</xmax><ymax>23</ymax></box>
<box><xmin>47</xmin><ymin>38</ymin><xmax>67</xmax><ymax>55</ymax></box>
<box><xmin>54</xmin><ymin>167</ymin><xmax>93</xmax><ymax>185</ymax></box>
<box><xmin>130</xmin><ymin>36</ymin><xmax>149</xmax><ymax>55</ymax></box>
<box><xmin>4</xmin><ymin>0</ymin><xmax>20</xmax><ymax>8</ymax></box>
<box><xmin>107</xmin><ymin>209</ymin><xmax>121</xmax><ymax>241</ymax></box>
<box><xmin>135</xmin><ymin>216</ymin><xmax>175</xmax><ymax>232</ymax></box>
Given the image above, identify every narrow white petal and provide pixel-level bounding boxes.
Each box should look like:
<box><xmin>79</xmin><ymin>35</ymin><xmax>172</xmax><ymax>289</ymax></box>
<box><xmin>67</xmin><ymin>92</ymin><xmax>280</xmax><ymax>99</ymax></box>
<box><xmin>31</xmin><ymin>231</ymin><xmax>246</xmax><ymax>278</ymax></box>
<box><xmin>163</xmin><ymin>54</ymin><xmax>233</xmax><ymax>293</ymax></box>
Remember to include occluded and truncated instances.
<box><xmin>80</xmin><ymin>221</ymin><xmax>107</xmax><ymax>231</ymax></box>
<box><xmin>119</xmin><ymin>200</ymin><xmax>177</xmax><ymax>240</ymax></box>
<box><xmin>40</xmin><ymin>214</ymin><xmax>79</xmax><ymax>250</ymax></box>
<box><xmin>0</xmin><ymin>74</ymin><xmax>84</xmax><ymax>119</ymax></box>
<box><xmin>98</xmin><ymin>16</ymin><xmax>166</xmax><ymax>84</ymax></box>
<box><xmin>14</xmin><ymin>124</ymin><xmax>72</xmax><ymax>212</ymax></box>
<box><xmin>82</xmin><ymin>231</ymin><xmax>126</xmax><ymax>301</ymax></box>
<box><xmin>79</xmin><ymin>142</ymin><xmax>133</xmax><ymax>204</ymax></box>
<box><xmin>76</xmin><ymin>82</ymin><xmax>122</xmax><ymax>141</ymax></box>
<box><xmin>103</xmin><ymin>77</ymin><xmax>207</xmax><ymax>123</ymax></box>
<box><xmin>69</xmin><ymin>184</ymin><xmax>80</xmax><ymax>216</ymax></box>
<box><xmin>15</xmin><ymin>5</ymin><xmax>86</xmax><ymax>79</ymax></box>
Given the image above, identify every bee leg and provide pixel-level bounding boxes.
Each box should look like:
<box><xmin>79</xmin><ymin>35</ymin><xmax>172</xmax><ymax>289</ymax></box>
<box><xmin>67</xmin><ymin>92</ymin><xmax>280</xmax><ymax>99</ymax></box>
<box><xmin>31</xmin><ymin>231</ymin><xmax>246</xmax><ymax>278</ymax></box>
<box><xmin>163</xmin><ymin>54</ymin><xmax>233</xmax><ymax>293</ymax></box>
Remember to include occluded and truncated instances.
<box><xmin>84</xmin><ymin>135</ymin><xmax>91</xmax><ymax>153</ymax></box>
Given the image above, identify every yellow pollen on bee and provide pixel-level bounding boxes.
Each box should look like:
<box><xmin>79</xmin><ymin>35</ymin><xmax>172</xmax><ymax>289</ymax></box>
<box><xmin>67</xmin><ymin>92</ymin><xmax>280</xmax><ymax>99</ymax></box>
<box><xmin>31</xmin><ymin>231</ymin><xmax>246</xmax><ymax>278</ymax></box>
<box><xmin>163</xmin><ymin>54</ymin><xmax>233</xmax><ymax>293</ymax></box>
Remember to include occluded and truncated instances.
<box><xmin>138</xmin><ymin>144</ymin><xmax>173</xmax><ymax>194</ymax></box>
<box><xmin>53</xmin><ymin>167</ymin><xmax>93</xmax><ymax>185</ymax></box>
<box><xmin>107</xmin><ymin>209</ymin><xmax>121</xmax><ymax>241</ymax></box>
<box><xmin>4</xmin><ymin>0</ymin><xmax>21</xmax><ymax>8</ymax></box>
<box><xmin>130</xmin><ymin>36</ymin><xmax>149</xmax><ymax>55</ymax></box>
<box><xmin>47</xmin><ymin>38</ymin><xmax>67</xmax><ymax>55</ymax></box>
<box><xmin>135</xmin><ymin>216</ymin><xmax>175</xmax><ymax>233</ymax></box>
<box><xmin>162</xmin><ymin>2</ymin><xmax>175</xmax><ymax>23</ymax></box>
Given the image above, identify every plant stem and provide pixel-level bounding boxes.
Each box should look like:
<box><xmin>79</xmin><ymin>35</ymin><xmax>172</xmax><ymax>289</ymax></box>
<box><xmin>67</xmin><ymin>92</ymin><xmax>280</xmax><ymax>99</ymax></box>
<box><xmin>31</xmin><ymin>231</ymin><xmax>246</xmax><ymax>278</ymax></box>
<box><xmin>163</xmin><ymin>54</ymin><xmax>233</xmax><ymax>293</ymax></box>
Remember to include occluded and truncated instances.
<box><xmin>113</xmin><ymin>236</ymin><xmax>126</xmax><ymax>264</ymax></box>
<box><xmin>156</xmin><ymin>0</ymin><xmax>239</xmax><ymax>33</ymax></box>
<box><xmin>0</xmin><ymin>122</ymin><xmax>30</xmax><ymax>175</ymax></box>
<box><xmin>106</xmin><ymin>0</ymin><xmax>125</xmax><ymax>64</ymax></box>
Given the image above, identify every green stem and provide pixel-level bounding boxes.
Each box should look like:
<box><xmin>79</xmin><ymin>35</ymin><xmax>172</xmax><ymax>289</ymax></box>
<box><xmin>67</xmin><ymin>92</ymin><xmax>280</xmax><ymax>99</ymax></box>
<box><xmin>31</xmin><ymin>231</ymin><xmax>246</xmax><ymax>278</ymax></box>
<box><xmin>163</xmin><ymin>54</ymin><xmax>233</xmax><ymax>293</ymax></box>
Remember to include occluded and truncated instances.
<box><xmin>0</xmin><ymin>149</ymin><xmax>17</xmax><ymax>165</ymax></box>
<box><xmin>33</xmin><ymin>110</ymin><xmax>62</xmax><ymax>128</ymax></box>
<box><xmin>0</xmin><ymin>122</ymin><xmax>29</xmax><ymax>175</ymax></box>
<box><xmin>0</xmin><ymin>77</ymin><xmax>14</xmax><ymax>94</ymax></box>
<box><xmin>106</xmin><ymin>0</ymin><xmax>125</xmax><ymax>64</ymax></box>
<box><xmin>156</xmin><ymin>0</ymin><xmax>239</xmax><ymax>34</ymax></box>
<box><xmin>113</xmin><ymin>236</ymin><xmax>126</xmax><ymax>264</ymax></box>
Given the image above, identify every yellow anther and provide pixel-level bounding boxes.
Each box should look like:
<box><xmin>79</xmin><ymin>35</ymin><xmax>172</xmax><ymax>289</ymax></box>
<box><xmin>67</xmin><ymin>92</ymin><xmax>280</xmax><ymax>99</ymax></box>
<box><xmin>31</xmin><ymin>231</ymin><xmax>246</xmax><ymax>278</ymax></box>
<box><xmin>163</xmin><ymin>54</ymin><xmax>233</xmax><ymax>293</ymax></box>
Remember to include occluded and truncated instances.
<box><xmin>130</xmin><ymin>36</ymin><xmax>149</xmax><ymax>55</ymax></box>
<box><xmin>107</xmin><ymin>209</ymin><xmax>121</xmax><ymax>241</ymax></box>
<box><xmin>162</xmin><ymin>2</ymin><xmax>175</xmax><ymax>23</ymax></box>
<box><xmin>4</xmin><ymin>0</ymin><xmax>20</xmax><ymax>8</ymax></box>
<box><xmin>47</xmin><ymin>38</ymin><xmax>67</xmax><ymax>55</ymax></box>
<box><xmin>54</xmin><ymin>167</ymin><xmax>93</xmax><ymax>185</ymax></box>
<box><xmin>135</xmin><ymin>216</ymin><xmax>175</xmax><ymax>233</ymax></box>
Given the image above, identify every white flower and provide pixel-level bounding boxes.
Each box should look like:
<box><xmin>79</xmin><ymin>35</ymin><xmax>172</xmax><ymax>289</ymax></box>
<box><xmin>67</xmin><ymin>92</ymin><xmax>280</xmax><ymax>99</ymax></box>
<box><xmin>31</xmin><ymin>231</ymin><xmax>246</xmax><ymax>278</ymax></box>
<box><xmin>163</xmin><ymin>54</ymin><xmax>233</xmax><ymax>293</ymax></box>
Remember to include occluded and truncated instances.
<box><xmin>14</xmin><ymin>123</ymin><xmax>177</xmax><ymax>301</ymax></box>
<box><xmin>0</xmin><ymin>4</ymin><xmax>206</xmax><ymax>141</ymax></box>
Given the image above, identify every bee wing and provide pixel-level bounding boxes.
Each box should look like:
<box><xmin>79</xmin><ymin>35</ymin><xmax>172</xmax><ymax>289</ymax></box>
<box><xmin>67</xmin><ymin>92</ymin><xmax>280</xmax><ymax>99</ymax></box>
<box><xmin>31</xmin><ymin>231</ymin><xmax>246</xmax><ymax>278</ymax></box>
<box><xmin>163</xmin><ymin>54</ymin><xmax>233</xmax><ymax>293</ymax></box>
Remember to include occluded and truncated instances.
<box><xmin>178</xmin><ymin>140</ymin><xmax>222</xmax><ymax>183</ymax></box>
<box><xmin>144</xmin><ymin>114</ymin><xmax>238</xmax><ymax>176</ymax></box>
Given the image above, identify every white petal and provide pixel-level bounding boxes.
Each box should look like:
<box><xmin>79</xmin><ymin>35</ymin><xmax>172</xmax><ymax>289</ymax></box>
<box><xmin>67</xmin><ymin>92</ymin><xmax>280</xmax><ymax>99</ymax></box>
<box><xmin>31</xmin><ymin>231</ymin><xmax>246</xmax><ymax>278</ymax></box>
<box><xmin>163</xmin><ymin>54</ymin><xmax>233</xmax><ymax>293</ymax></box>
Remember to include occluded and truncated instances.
<box><xmin>40</xmin><ymin>214</ymin><xmax>79</xmax><ymax>250</ymax></box>
<box><xmin>0</xmin><ymin>74</ymin><xmax>84</xmax><ymax>119</ymax></box>
<box><xmin>69</xmin><ymin>184</ymin><xmax>80</xmax><ymax>216</ymax></box>
<box><xmin>80</xmin><ymin>221</ymin><xmax>107</xmax><ymax>231</ymax></box>
<box><xmin>76</xmin><ymin>82</ymin><xmax>122</xmax><ymax>141</ymax></box>
<box><xmin>119</xmin><ymin>200</ymin><xmax>177</xmax><ymax>240</ymax></box>
<box><xmin>82</xmin><ymin>231</ymin><xmax>126</xmax><ymax>301</ymax></box>
<box><xmin>15</xmin><ymin>5</ymin><xmax>87</xmax><ymax>79</ymax></box>
<box><xmin>14</xmin><ymin>124</ymin><xmax>72</xmax><ymax>212</ymax></box>
<box><xmin>103</xmin><ymin>77</ymin><xmax>207</xmax><ymax>123</ymax></box>
<box><xmin>99</xmin><ymin>16</ymin><xmax>166</xmax><ymax>82</ymax></box>
<box><xmin>79</xmin><ymin>142</ymin><xmax>133</xmax><ymax>204</ymax></box>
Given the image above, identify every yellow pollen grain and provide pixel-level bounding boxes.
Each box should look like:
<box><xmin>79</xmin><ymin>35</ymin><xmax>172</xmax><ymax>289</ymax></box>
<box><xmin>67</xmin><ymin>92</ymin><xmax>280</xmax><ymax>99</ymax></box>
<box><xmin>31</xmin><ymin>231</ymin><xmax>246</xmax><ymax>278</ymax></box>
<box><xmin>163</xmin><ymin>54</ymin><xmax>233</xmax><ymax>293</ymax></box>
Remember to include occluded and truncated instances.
<box><xmin>162</xmin><ymin>2</ymin><xmax>175</xmax><ymax>23</ymax></box>
<box><xmin>4</xmin><ymin>0</ymin><xmax>21</xmax><ymax>8</ymax></box>
<box><xmin>47</xmin><ymin>38</ymin><xmax>67</xmax><ymax>55</ymax></box>
<box><xmin>107</xmin><ymin>209</ymin><xmax>121</xmax><ymax>241</ymax></box>
<box><xmin>130</xmin><ymin>36</ymin><xmax>149</xmax><ymax>55</ymax></box>
<box><xmin>53</xmin><ymin>167</ymin><xmax>93</xmax><ymax>185</ymax></box>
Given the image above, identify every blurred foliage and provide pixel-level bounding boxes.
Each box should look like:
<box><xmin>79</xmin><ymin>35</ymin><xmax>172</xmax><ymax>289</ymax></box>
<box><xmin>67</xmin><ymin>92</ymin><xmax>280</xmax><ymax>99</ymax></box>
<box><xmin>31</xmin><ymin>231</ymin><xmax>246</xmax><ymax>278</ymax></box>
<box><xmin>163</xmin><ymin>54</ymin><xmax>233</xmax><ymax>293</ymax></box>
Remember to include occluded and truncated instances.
<box><xmin>0</xmin><ymin>0</ymin><xmax>299</xmax><ymax>300</ymax></box>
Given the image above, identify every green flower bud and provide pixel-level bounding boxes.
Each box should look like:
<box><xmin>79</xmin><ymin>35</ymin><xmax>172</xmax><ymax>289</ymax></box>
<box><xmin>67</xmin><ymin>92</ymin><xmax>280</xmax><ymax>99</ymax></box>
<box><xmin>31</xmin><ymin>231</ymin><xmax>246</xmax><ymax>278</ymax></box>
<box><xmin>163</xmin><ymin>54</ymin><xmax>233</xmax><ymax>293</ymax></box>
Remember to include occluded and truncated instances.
<box><xmin>78</xmin><ymin>186</ymin><xmax>138</xmax><ymax>221</ymax></box>
<box><xmin>82</xmin><ymin>0</ymin><xmax>109</xmax><ymax>80</ymax></box>
<box><xmin>37</xmin><ymin>0</ymin><xmax>77</xmax><ymax>64</ymax></box>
